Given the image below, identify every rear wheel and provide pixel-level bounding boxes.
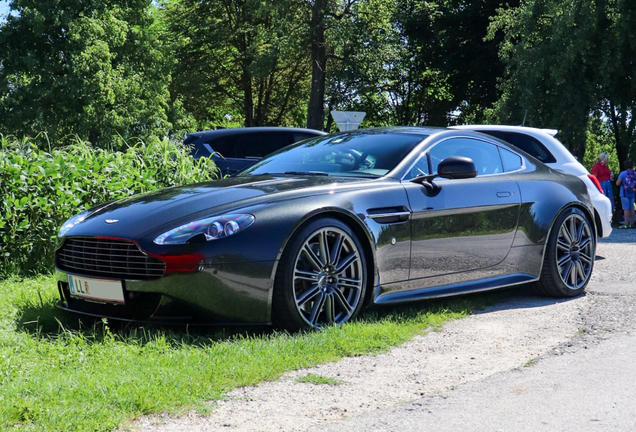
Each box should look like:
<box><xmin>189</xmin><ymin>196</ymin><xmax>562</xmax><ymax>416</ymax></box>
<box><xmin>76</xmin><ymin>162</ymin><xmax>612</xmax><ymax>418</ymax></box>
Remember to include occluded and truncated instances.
<box><xmin>273</xmin><ymin>218</ymin><xmax>368</xmax><ymax>331</ymax></box>
<box><xmin>534</xmin><ymin>207</ymin><xmax>595</xmax><ymax>297</ymax></box>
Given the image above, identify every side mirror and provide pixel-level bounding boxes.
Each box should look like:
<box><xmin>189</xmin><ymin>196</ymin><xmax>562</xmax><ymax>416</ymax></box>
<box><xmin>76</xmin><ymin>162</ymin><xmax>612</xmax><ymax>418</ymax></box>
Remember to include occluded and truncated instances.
<box><xmin>409</xmin><ymin>156</ymin><xmax>477</xmax><ymax>197</ymax></box>
<box><xmin>437</xmin><ymin>156</ymin><xmax>478</xmax><ymax>180</ymax></box>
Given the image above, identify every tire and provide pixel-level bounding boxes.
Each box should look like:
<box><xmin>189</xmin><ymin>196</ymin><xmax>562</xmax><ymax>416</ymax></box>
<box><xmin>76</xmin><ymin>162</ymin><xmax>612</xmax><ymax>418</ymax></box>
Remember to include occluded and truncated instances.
<box><xmin>534</xmin><ymin>207</ymin><xmax>595</xmax><ymax>297</ymax></box>
<box><xmin>273</xmin><ymin>218</ymin><xmax>368</xmax><ymax>331</ymax></box>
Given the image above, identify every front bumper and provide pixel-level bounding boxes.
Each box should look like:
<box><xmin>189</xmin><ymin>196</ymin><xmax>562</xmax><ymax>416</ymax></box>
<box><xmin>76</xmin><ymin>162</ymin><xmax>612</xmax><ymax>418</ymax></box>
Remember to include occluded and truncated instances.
<box><xmin>55</xmin><ymin>260</ymin><xmax>276</xmax><ymax>325</ymax></box>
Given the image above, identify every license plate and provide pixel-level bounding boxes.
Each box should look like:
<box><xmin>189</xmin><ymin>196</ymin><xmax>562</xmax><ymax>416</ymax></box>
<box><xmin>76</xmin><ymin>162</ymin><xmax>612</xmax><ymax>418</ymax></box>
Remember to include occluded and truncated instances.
<box><xmin>68</xmin><ymin>275</ymin><xmax>125</xmax><ymax>303</ymax></box>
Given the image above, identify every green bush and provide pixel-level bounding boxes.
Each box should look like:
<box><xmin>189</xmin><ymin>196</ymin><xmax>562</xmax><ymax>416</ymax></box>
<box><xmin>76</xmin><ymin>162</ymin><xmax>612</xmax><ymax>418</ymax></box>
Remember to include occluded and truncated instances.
<box><xmin>0</xmin><ymin>136</ymin><xmax>219</xmax><ymax>277</ymax></box>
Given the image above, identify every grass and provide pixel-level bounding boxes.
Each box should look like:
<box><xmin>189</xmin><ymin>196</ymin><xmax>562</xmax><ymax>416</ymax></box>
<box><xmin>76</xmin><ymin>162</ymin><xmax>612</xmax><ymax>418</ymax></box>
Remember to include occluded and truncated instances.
<box><xmin>295</xmin><ymin>374</ymin><xmax>343</xmax><ymax>386</ymax></box>
<box><xmin>0</xmin><ymin>275</ymin><xmax>503</xmax><ymax>431</ymax></box>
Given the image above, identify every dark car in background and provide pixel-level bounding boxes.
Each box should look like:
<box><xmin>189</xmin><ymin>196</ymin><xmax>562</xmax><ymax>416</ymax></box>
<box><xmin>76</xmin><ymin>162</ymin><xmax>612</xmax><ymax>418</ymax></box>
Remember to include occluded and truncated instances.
<box><xmin>184</xmin><ymin>127</ymin><xmax>327</xmax><ymax>176</ymax></box>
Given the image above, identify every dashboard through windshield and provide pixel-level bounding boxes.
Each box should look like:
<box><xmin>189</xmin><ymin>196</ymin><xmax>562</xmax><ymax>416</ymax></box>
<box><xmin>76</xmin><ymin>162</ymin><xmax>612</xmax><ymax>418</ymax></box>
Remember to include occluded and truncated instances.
<box><xmin>239</xmin><ymin>131</ymin><xmax>427</xmax><ymax>178</ymax></box>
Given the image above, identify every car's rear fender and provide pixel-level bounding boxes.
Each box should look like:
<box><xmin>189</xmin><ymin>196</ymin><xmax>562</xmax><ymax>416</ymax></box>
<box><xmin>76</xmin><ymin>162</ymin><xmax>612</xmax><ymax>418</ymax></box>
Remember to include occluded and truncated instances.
<box><xmin>535</xmin><ymin>202</ymin><xmax>596</xmax><ymax>279</ymax></box>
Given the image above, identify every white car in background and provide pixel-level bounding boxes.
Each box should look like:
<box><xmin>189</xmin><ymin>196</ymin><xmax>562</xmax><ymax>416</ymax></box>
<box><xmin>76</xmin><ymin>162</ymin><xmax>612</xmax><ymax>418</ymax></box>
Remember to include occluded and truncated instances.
<box><xmin>452</xmin><ymin>125</ymin><xmax>613</xmax><ymax>238</ymax></box>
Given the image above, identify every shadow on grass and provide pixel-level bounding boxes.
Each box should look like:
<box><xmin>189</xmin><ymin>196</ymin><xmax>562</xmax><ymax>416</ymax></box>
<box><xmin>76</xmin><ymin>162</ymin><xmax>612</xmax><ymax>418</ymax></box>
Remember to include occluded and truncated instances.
<box><xmin>14</xmin><ymin>283</ymin><xmax>580</xmax><ymax>346</ymax></box>
<box><xmin>14</xmin><ymin>298</ymin><xmax>266</xmax><ymax>346</ymax></box>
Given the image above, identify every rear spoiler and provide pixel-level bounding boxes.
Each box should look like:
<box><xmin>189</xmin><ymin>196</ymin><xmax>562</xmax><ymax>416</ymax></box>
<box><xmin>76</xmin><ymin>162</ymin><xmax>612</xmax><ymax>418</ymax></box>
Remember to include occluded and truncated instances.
<box><xmin>541</xmin><ymin>129</ymin><xmax>558</xmax><ymax>137</ymax></box>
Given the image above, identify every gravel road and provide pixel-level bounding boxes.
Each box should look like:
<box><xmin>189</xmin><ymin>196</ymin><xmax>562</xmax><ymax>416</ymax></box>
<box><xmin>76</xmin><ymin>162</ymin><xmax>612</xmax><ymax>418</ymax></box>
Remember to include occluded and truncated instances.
<box><xmin>131</xmin><ymin>228</ymin><xmax>636</xmax><ymax>432</ymax></box>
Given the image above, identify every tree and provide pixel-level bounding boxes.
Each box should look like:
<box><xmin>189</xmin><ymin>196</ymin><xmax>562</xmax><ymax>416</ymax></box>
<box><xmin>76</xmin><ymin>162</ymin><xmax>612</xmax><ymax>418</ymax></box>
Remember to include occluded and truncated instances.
<box><xmin>0</xmin><ymin>0</ymin><xmax>174</xmax><ymax>146</ymax></box>
<box><xmin>165</xmin><ymin>0</ymin><xmax>310</xmax><ymax>129</ymax></box>
<box><xmin>323</xmin><ymin>0</ymin><xmax>520</xmax><ymax>129</ymax></box>
<box><xmin>305</xmin><ymin>0</ymin><xmax>360</xmax><ymax>130</ymax></box>
<box><xmin>306</xmin><ymin>0</ymin><xmax>329</xmax><ymax>130</ymax></box>
<box><xmin>489</xmin><ymin>0</ymin><xmax>636</xmax><ymax>164</ymax></box>
<box><xmin>322</xmin><ymin>0</ymin><xmax>406</xmax><ymax>128</ymax></box>
<box><xmin>597</xmin><ymin>0</ymin><xmax>636</xmax><ymax>167</ymax></box>
<box><xmin>402</xmin><ymin>0</ymin><xmax>520</xmax><ymax>125</ymax></box>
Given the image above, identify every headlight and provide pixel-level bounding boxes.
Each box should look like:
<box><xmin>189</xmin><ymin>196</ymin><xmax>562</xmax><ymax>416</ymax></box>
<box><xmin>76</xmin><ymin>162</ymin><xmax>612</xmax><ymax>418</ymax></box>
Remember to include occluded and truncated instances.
<box><xmin>58</xmin><ymin>211</ymin><xmax>90</xmax><ymax>237</ymax></box>
<box><xmin>154</xmin><ymin>214</ymin><xmax>255</xmax><ymax>245</ymax></box>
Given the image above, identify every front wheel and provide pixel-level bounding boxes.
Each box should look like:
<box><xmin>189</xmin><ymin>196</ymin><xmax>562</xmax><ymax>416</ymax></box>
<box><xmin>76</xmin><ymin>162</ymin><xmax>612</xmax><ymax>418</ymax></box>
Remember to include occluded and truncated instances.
<box><xmin>273</xmin><ymin>218</ymin><xmax>368</xmax><ymax>331</ymax></box>
<box><xmin>534</xmin><ymin>207</ymin><xmax>595</xmax><ymax>297</ymax></box>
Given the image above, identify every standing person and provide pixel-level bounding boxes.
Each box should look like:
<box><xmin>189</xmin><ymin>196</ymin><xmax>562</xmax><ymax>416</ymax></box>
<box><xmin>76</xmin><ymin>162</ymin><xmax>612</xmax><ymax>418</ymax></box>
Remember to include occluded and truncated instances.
<box><xmin>591</xmin><ymin>152</ymin><xmax>615</xmax><ymax>212</ymax></box>
<box><xmin>616</xmin><ymin>160</ymin><xmax>636</xmax><ymax>229</ymax></box>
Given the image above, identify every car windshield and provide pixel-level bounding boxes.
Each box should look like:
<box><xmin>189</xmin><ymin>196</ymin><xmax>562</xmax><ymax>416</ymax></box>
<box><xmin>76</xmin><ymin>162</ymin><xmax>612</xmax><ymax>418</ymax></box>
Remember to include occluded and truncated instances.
<box><xmin>239</xmin><ymin>131</ymin><xmax>427</xmax><ymax>178</ymax></box>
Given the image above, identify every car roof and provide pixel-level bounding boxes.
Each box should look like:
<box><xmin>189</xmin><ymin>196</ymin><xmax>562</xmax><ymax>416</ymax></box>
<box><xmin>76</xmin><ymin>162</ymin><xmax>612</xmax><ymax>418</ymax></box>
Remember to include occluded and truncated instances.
<box><xmin>452</xmin><ymin>124</ymin><xmax>559</xmax><ymax>137</ymax></box>
<box><xmin>338</xmin><ymin>126</ymin><xmax>446</xmax><ymax>136</ymax></box>
<box><xmin>451</xmin><ymin>124</ymin><xmax>587</xmax><ymax>175</ymax></box>
<box><xmin>188</xmin><ymin>127</ymin><xmax>328</xmax><ymax>140</ymax></box>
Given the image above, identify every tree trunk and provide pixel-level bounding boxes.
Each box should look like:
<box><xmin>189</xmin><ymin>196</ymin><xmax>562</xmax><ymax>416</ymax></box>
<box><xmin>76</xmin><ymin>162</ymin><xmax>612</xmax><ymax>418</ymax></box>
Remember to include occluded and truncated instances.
<box><xmin>88</xmin><ymin>129</ymin><xmax>98</xmax><ymax>146</ymax></box>
<box><xmin>241</xmin><ymin>63</ymin><xmax>254</xmax><ymax>127</ymax></box>
<box><xmin>609</xmin><ymin>101</ymin><xmax>630</xmax><ymax>171</ymax></box>
<box><xmin>306</xmin><ymin>0</ymin><xmax>328</xmax><ymax>130</ymax></box>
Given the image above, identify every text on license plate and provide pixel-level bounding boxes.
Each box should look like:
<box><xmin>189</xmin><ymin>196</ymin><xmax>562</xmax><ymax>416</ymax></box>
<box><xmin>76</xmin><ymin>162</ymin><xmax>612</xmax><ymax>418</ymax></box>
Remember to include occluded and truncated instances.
<box><xmin>68</xmin><ymin>276</ymin><xmax>125</xmax><ymax>303</ymax></box>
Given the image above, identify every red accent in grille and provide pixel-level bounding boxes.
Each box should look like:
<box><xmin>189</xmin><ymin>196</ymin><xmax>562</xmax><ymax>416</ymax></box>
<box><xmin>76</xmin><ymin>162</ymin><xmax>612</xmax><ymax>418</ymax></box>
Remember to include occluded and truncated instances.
<box><xmin>145</xmin><ymin>252</ymin><xmax>206</xmax><ymax>274</ymax></box>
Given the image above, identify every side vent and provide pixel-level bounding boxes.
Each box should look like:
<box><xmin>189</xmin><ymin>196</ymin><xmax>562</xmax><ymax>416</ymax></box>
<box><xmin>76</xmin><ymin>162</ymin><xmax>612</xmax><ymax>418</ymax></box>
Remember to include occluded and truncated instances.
<box><xmin>367</xmin><ymin>206</ymin><xmax>410</xmax><ymax>224</ymax></box>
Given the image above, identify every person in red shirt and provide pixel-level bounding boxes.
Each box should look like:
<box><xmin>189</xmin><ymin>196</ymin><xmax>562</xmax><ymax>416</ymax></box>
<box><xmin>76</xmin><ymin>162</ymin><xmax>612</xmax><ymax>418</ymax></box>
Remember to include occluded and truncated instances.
<box><xmin>592</xmin><ymin>152</ymin><xmax>614</xmax><ymax>212</ymax></box>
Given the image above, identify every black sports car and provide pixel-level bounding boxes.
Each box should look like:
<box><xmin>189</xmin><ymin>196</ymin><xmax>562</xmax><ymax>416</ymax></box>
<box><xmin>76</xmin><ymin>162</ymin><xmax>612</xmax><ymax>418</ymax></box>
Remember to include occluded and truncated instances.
<box><xmin>55</xmin><ymin>127</ymin><xmax>596</xmax><ymax>330</ymax></box>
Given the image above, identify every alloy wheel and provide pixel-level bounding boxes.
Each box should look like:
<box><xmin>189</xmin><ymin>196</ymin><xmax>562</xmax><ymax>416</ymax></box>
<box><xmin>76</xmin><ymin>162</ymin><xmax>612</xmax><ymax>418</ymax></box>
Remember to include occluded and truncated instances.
<box><xmin>555</xmin><ymin>213</ymin><xmax>594</xmax><ymax>290</ymax></box>
<box><xmin>292</xmin><ymin>227</ymin><xmax>364</xmax><ymax>328</ymax></box>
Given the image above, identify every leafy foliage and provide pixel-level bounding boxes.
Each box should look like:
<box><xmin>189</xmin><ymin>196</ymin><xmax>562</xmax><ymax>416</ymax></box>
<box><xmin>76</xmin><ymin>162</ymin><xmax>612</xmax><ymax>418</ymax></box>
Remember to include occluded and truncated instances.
<box><xmin>322</xmin><ymin>0</ymin><xmax>520</xmax><ymax>129</ymax></box>
<box><xmin>583</xmin><ymin>116</ymin><xmax>620</xmax><ymax>175</ymax></box>
<box><xmin>164</xmin><ymin>0</ymin><xmax>311</xmax><ymax>128</ymax></box>
<box><xmin>397</xmin><ymin>0</ymin><xmax>520</xmax><ymax>125</ymax></box>
<box><xmin>1</xmin><ymin>0</ymin><xmax>634</xmax><ymax>279</ymax></box>
<box><xmin>0</xmin><ymin>136</ymin><xmax>218</xmax><ymax>277</ymax></box>
<box><xmin>0</xmin><ymin>0</ymin><xmax>177</xmax><ymax>147</ymax></box>
<box><xmin>488</xmin><ymin>0</ymin><xmax>636</xmax><ymax>163</ymax></box>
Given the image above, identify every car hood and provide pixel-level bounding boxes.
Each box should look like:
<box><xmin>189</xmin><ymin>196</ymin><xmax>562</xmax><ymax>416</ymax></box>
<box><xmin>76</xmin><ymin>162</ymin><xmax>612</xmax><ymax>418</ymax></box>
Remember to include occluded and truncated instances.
<box><xmin>65</xmin><ymin>175</ymin><xmax>375</xmax><ymax>239</ymax></box>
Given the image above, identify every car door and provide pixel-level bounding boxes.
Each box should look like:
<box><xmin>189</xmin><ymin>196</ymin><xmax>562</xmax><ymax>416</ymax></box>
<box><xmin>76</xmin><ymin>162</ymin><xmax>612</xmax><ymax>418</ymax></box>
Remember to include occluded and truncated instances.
<box><xmin>403</xmin><ymin>137</ymin><xmax>521</xmax><ymax>285</ymax></box>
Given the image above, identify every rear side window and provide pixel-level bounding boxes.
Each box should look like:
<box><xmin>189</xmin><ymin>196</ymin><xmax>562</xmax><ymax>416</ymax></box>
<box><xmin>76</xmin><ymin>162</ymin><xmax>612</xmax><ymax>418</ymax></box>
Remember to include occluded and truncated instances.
<box><xmin>479</xmin><ymin>131</ymin><xmax>557</xmax><ymax>164</ymax></box>
<box><xmin>234</xmin><ymin>132</ymin><xmax>290</xmax><ymax>158</ymax></box>
<box><xmin>499</xmin><ymin>147</ymin><xmax>523</xmax><ymax>172</ymax></box>
<box><xmin>293</xmin><ymin>132</ymin><xmax>320</xmax><ymax>142</ymax></box>
<box><xmin>206</xmin><ymin>135</ymin><xmax>240</xmax><ymax>158</ymax></box>
<box><xmin>189</xmin><ymin>142</ymin><xmax>210</xmax><ymax>158</ymax></box>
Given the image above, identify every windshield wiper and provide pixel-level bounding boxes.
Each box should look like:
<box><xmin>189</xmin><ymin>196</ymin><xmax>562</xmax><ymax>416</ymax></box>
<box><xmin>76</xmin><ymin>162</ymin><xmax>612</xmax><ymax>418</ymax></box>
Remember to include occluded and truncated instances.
<box><xmin>245</xmin><ymin>171</ymin><xmax>330</xmax><ymax>177</ymax></box>
<box><xmin>345</xmin><ymin>172</ymin><xmax>382</xmax><ymax>178</ymax></box>
<box><xmin>283</xmin><ymin>171</ymin><xmax>330</xmax><ymax>176</ymax></box>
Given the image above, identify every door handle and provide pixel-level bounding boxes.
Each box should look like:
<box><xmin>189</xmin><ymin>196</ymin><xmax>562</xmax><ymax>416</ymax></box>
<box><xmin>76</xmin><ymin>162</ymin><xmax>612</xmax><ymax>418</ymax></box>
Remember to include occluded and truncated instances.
<box><xmin>497</xmin><ymin>191</ymin><xmax>512</xmax><ymax>197</ymax></box>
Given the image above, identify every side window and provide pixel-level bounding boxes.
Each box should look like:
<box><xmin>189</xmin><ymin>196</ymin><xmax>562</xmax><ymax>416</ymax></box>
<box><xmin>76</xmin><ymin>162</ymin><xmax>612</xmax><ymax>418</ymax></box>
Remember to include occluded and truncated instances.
<box><xmin>235</xmin><ymin>133</ymin><xmax>288</xmax><ymax>158</ymax></box>
<box><xmin>189</xmin><ymin>142</ymin><xmax>210</xmax><ymax>158</ymax></box>
<box><xmin>499</xmin><ymin>147</ymin><xmax>523</xmax><ymax>172</ymax></box>
<box><xmin>206</xmin><ymin>135</ymin><xmax>240</xmax><ymax>158</ymax></box>
<box><xmin>429</xmin><ymin>138</ymin><xmax>503</xmax><ymax>176</ymax></box>
<box><xmin>480</xmin><ymin>131</ymin><xmax>556</xmax><ymax>163</ymax></box>
<box><xmin>404</xmin><ymin>153</ymin><xmax>430</xmax><ymax>180</ymax></box>
<box><xmin>293</xmin><ymin>132</ymin><xmax>319</xmax><ymax>142</ymax></box>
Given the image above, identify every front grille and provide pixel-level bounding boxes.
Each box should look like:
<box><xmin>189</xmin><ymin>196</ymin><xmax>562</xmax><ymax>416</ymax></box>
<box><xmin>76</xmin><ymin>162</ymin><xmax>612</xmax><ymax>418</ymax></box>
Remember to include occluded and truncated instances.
<box><xmin>56</xmin><ymin>237</ymin><xmax>166</xmax><ymax>280</ymax></box>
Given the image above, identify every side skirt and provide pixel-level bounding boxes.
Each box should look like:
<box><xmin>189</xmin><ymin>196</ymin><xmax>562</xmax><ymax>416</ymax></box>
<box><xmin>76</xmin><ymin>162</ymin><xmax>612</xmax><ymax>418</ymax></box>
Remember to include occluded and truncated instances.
<box><xmin>373</xmin><ymin>273</ymin><xmax>538</xmax><ymax>305</ymax></box>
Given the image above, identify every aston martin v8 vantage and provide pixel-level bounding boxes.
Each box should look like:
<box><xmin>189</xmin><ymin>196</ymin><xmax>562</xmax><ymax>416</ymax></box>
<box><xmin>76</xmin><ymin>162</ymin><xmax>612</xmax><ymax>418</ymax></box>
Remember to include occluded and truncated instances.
<box><xmin>55</xmin><ymin>127</ymin><xmax>596</xmax><ymax>330</ymax></box>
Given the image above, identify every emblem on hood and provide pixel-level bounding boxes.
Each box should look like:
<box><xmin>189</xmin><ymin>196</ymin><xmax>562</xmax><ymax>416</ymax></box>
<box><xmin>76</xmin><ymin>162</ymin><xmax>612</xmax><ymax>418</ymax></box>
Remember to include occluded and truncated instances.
<box><xmin>105</xmin><ymin>219</ymin><xmax>119</xmax><ymax>224</ymax></box>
